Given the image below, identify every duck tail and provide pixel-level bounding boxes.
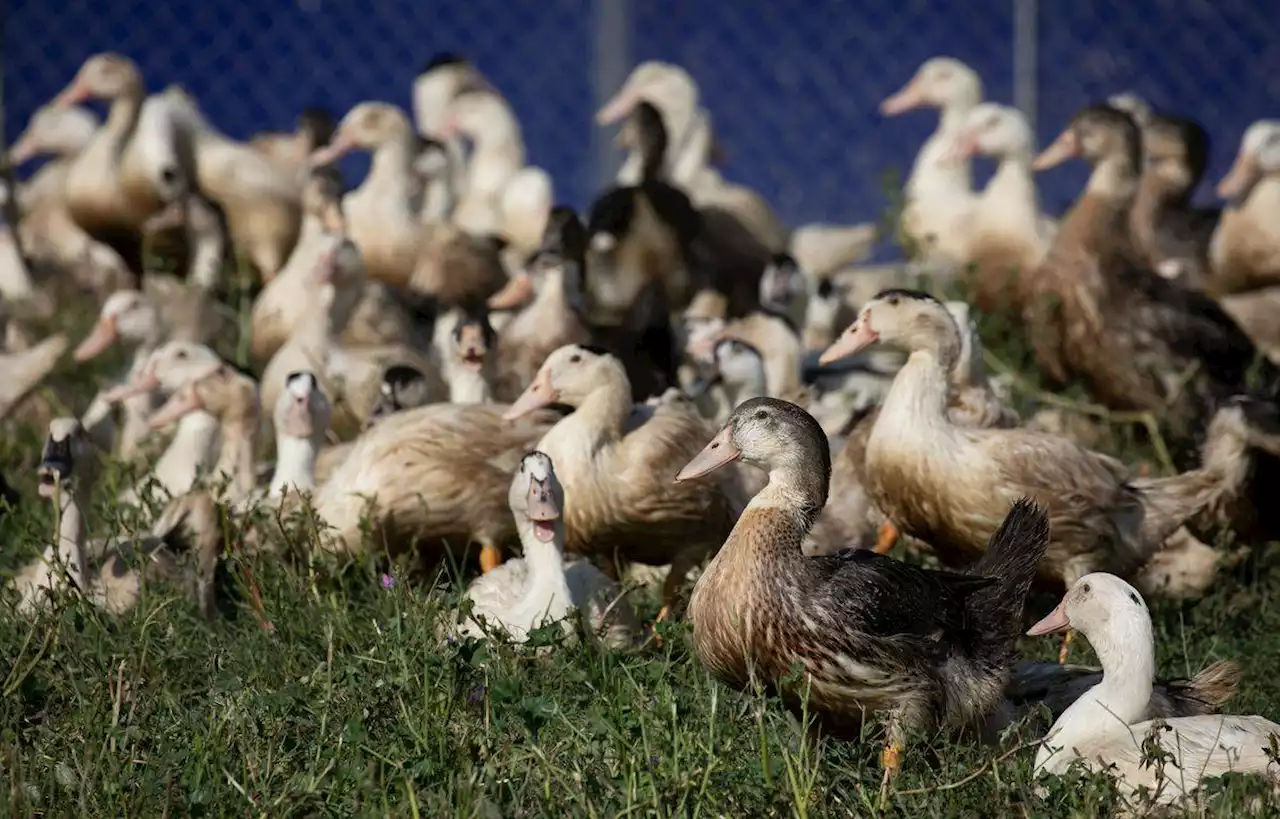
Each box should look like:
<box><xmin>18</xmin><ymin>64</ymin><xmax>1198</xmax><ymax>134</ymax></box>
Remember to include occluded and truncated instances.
<box><xmin>1161</xmin><ymin>659</ymin><xmax>1241</xmax><ymax>714</ymax></box>
<box><xmin>971</xmin><ymin>497</ymin><xmax>1051</xmax><ymax>603</ymax></box>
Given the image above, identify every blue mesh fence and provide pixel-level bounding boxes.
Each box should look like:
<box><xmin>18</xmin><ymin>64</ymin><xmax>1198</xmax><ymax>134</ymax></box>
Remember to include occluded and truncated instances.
<box><xmin>4</xmin><ymin>0</ymin><xmax>1277</xmax><ymax>261</ymax></box>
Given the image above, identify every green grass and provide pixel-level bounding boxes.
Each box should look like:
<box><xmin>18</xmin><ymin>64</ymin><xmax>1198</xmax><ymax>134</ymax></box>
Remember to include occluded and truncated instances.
<box><xmin>2</xmin><ymin>281</ymin><xmax>1280</xmax><ymax>817</ymax></box>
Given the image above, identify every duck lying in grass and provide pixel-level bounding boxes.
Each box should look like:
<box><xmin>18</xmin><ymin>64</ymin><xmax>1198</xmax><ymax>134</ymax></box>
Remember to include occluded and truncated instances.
<box><xmin>674</xmin><ymin>397</ymin><xmax>1051</xmax><ymax>780</ymax></box>
<box><xmin>453</xmin><ymin>451</ymin><xmax>639</xmax><ymax>647</ymax></box>
<box><xmin>1028</xmin><ymin>573</ymin><xmax>1280</xmax><ymax>808</ymax></box>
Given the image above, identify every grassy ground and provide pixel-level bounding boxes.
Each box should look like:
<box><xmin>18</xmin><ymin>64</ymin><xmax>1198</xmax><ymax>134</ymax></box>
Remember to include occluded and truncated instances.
<box><xmin>2</xmin><ymin>285</ymin><xmax>1280</xmax><ymax>817</ymax></box>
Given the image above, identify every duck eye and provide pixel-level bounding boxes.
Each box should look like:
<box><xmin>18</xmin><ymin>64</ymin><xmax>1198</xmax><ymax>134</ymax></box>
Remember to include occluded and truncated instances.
<box><xmin>569</xmin><ymin>354</ymin><xmax>581</xmax><ymax>364</ymax></box>
<box><xmin>1081</xmin><ymin>582</ymin><xmax>1092</xmax><ymax>594</ymax></box>
<box><xmin>754</xmin><ymin>410</ymin><xmax>768</xmax><ymax>420</ymax></box>
<box><xmin>175</xmin><ymin>350</ymin><xmax>188</xmax><ymax>360</ymax></box>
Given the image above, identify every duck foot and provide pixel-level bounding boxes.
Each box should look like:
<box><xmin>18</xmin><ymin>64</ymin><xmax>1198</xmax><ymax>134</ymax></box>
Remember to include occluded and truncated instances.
<box><xmin>873</xmin><ymin>521</ymin><xmax>899</xmax><ymax>555</ymax></box>
<box><xmin>879</xmin><ymin>741</ymin><xmax>903</xmax><ymax>808</ymax></box>
<box><xmin>478</xmin><ymin>544</ymin><xmax>503</xmax><ymax>574</ymax></box>
<box><xmin>648</xmin><ymin>605</ymin><xmax>672</xmax><ymax>648</ymax></box>
<box><xmin>1058</xmin><ymin>629</ymin><xmax>1074</xmax><ymax>664</ymax></box>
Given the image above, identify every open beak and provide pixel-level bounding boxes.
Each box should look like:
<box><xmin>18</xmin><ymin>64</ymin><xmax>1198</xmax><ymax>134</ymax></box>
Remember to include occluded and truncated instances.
<box><xmin>53</xmin><ymin>80</ymin><xmax>89</xmax><ymax>108</ymax></box>
<box><xmin>676</xmin><ymin>424</ymin><xmax>740</xmax><ymax>482</ymax></box>
<box><xmin>487</xmin><ymin>271</ymin><xmax>535</xmax><ymax>311</ymax></box>
<box><xmin>1217</xmin><ymin>150</ymin><xmax>1260</xmax><ymax>201</ymax></box>
<box><xmin>525</xmin><ymin>476</ymin><xmax>560</xmax><ymax>542</ymax></box>
<box><xmin>148</xmin><ymin>385</ymin><xmax>202</xmax><ymax>429</ymax></box>
<box><xmin>880</xmin><ymin>79</ymin><xmax>926</xmax><ymax>116</ymax></box>
<box><xmin>596</xmin><ymin>89</ymin><xmax>636</xmax><ymax>126</ymax></box>
<box><xmin>1026</xmin><ymin>602</ymin><xmax>1071</xmax><ymax>636</ymax></box>
<box><xmin>503</xmin><ymin>367</ymin><xmax>557</xmax><ymax>420</ymax></box>
<box><xmin>1031</xmin><ymin>129</ymin><xmax>1080</xmax><ymax>172</ymax></box>
<box><xmin>282</xmin><ymin>395</ymin><xmax>315</xmax><ymax>439</ymax></box>
<box><xmin>818</xmin><ymin>320</ymin><xmax>879</xmax><ymax>366</ymax></box>
<box><xmin>73</xmin><ymin>316</ymin><xmax>119</xmax><ymax>362</ymax></box>
<box><xmin>686</xmin><ymin>330</ymin><xmax>723</xmax><ymax>365</ymax></box>
<box><xmin>309</xmin><ymin>136</ymin><xmax>353</xmax><ymax>167</ymax></box>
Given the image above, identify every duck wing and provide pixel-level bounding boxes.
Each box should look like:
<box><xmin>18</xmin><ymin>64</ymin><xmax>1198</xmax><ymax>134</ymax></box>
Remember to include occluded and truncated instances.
<box><xmin>809</xmin><ymin>549</ymin><xmax>994</xmax><ymax>646</ymax></box>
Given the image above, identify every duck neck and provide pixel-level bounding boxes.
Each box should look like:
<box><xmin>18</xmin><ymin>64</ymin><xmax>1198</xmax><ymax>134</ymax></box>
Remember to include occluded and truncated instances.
<box><xmin>572</xmin><ymin>368</ymin><xmax>634</xmax><ymax>444</ymax></box>
<box><xmin>102</xmin><ymin>87</ymin><xmax>145</xmax><ymax>148</ymax></box>
<box><xmin>269</xmin><ymin>434</ymin><xmax>318</xmax><ymax>497</ymax></box>
<box><xmin>880</xmin><ymin>346</ymin><xmax>956</xmax><ymax>430</ymax></box>
<box><xmin>52</xmin><ymin>481</ymin><xmax>91</xmax><ymax>588</ymax></box>
<box><xmin>366</xmin><ymin>131</ymin><xmax>419</xmax><ymax>206</ymax></box>
<box><xmin>465</xmin><ymin>115</ymin><xmax>525</xmax><ymax>196</ymax></box>
<box><xmin>511</xmin><ymin>516</ymin><xmax>572</xmax><ymax>613</ymax></box>
<box><xmin>187</xmin><ymin>220</ymin><xmax>225</xmax><ymax>292</ymax></box>
<box><xmin>1086</xmin><ymin>155</ymin><xmax>1139</xmax><ymax>203</ymax></box>
<box><xmin>911</xmin><ymin>99</ymin><xmax>978</xmax><ymax>194</ymax></box>
<box><xmin>155</xmin><ymin>410</ymin><xmax>221</xmax><ymax>490</ymax></box>
<box><xmin>1039</xmin><ymin>609</ymin><xmax>1155</xmax><ymax>776</ymax></box>
<box><xmin>979</xmin><ymin>150</ymin><xmax>1041</xmax><ymax>232</ymax></box>
<box><xmin>447</xmin><ymin>363</ymin><xmax>493</xmax><ymax>404</ymax></box>
<box><xmin>214</xmin><ymin>414</ymin><xmax>258</xmax><ymax>501</ymax></box>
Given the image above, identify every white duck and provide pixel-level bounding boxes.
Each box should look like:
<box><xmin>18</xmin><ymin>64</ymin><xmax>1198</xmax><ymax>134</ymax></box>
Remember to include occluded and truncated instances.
<box><xmin>456</xmin><ymin>451</ymin><xmax>638</xmax><ymax>647</ymax></box>
<box><xmin>880</xmin><ymin>56</ymin><xmax>982</xmax><ymax>267</ymax></box>
<box><xmin>1029</xmin><ymin>573</ymin><xmax>1280</xmax><ymax>806</ymax></box>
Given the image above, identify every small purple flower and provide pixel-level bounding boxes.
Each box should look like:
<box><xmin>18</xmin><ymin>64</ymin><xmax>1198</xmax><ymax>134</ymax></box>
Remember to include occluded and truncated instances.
<box><xmin>380</xmin><ymin>573</ymin><xmax>396</xmax><ymax>589</ymax></box>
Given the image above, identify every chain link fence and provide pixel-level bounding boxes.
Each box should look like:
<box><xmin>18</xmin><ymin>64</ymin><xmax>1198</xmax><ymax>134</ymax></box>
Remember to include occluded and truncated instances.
<box><xmin>5</xmin><ymin>0</ymin><xmax>1278</xmax><ymax>255</ymax></box>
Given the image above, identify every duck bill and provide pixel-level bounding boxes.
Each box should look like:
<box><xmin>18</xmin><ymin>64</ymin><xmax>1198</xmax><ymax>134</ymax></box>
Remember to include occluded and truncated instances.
<box><xmin>1031</xmin><ymin>129</ymin><xmax>1079</xmax><ymax>172</ymax></box>
<box><xmin>526</xmin><ymin>476</ymin><xmax>560</xmax><ymax>523</ymax></box>
<box><xmin>944</xmin><ymin>130</ymin><xmax>979</xmax><ymax>164</ymax></box>
<box><xmin>487</xmin><ymin>271</ymin><xmax>535</xmax><ymax>311</ymax></box>
<box><xmin>596</xmin><ymin>89</ymin><xmax>637</xmax><ymax>126</ymax></box>
<box><xmin>503</xmin><ymin>368</ymin><xmax>558</xmax><ymax>420</ymax></box>
<box><xmin>818</xmin><ymin>321</ymin><xmax>878</xmax><ymax>366</ymax></box>
<box><xmin>73</xmin><ymin>316</ymin><xmax>119</xmax><ymax>362</ymax></box>
<box><xmin>99</xmin><ymin>372</ymin><xmax>159</xmax><ymax>404</ymax></box>
<box><xmin>7</xmin><ymin>136</ymin><xmax>38</xmax><ymax>167</ymax></box>
<box><xmin>309</xmin><ymin>136</ymin><xmax>353</xmax><ymax>167</ymax></box>
<box><xmin>880</xmin><ymin>79</ymin><xmax>925</xmax><ymax>116</ymax></box>
<box><xmin>1217</xmin><ymin>151</ymin><xmax>1260</xmax><ymax>201</ymax></box>
<box><xmin>53</xmin><ymin>80</ymin><xmax>89</xmax><ymax>108</ymax></box>
<box><xmin>1026</xmin><ymin>602</ymin><xmax>1071</xmax><ymax>636</ymax></box>
<box><xmin>675</xmin><ymin>424</ymin><xmax>740</xmax><ymax>482</ymax></box>
<box><xmin>148</xmin><ymin>388</ymin><xmax>202</xmax><ymax>429</ymax></box>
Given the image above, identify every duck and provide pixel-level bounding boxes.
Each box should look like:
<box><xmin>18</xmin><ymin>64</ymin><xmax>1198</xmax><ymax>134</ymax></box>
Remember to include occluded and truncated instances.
<box><xmin>266</xmin><ymin>371</ymin><xmax>331</xmax><ymax>499</ymax></box>
<box><xmin>504</xmin><ymin>344</ymin><xmax>743</xmax><ymax>616</ymax></box>
<box><xmin>1126</xmin><ymin>112</ymin><xmax>1220</xmax><ymax>288</ymax></box>
<box><xmin>74</xmin><ymin>290</ymin><xmax>172</xmax><ymax>459</ymax></box>
<box><xmin>159</xmin><ymin>86</ymin><xmax>303</xmax><ymax>282</ymax></box>
<box><xmin>259</xmin><ymin>238</ymin><xmax>443</xmax><ymax>440</ymax></box>
<box><xmin>310</xmin><ymin>397</ymin><xmax>560</xmax><ymax>571</ymax></box>
<box><xmin>50</xmin><ymin>54</ymin><xmax>193</xmax><ymax>282</ymax></box>
<box><xmin>819</xmin><ymin>289</ymin><xmax>1270</xmax><ymax>604</ymax></box>
<box><xmin>6</xmin><ymin>104</ymin><xmax>133</xmax><ymax>291</ymax></box>
<box><xmin>1028</xmin><ymin>573</ymin><xmax>1280</xmax><ymax>806</ymax></box>
<box><xmin>1026</xmin><ymin>103</ymin><xmax>1277</xmax><ymax>469</ymax></box>
<box><xmin>0</xmin><ymin>325</ymin><xmax>69</xmax><ymax>424</ymax></box>
<box><xmin>10</xmin><ymin>418</ymin><xmax>223</xmax><ymax>618</ymax></box>
<box><xmin>675</xmin><ymin>397</ymin><xmax>1050</xmax><ymax>777</ymax></box>
<box><xmin>597</xmin><ymin>61</ymin><xmax>719</xmax><ymax>191</ymax></box>
<box><xmin>249</xmin><ymin>106</ymin><xmax>336</xmax><ymax>179</ymax></box>
<box><xmin>880</xmin><ymin>57</ymin><xmax>982</xmax><ymax>267</ymax></box>
<box><xmin>440</xmin><ymin>89</ymin><xmax>536</xmax><ymax>239</ymax></box>
<box><xmin>311</xmin><ymin>102</ymin><xmax>426</xmax><ymax>289</ymax></box>
<box><xmin>1211</xmin><ymin>120</ymin><xmax>1280</xmax><ymax>295</ymax></box>
<box><xmin>146</xmin><ymin>358</ymin><xmax>261</xmax><ymax>506</ymax></box>
<box><xmin>436</xmin><ymin>308</ymin><xmax>498</xmax><ymax>404</ymax></box>
<box><xmin>488</xmin><ymin>205</ymin><xmax>592</xmax><ymax>391</ymax></box>
<box><xmin>947</xmin><ymin>102</ymin><xmax>1056</xmax><ymax>315</ymax></box>
<box><xmin>411</xmin><ymin>53</ymin><xmax>494</xmax><ymax>220</ymax></box>
<box><xmin>453</xmin><ymin>451</ymin><xmax>639</xmax><ymax>647</ymax></box>
<box><xmin>102</xmin><ymin>340</ymin><xmax>225</xmax><ymax>506</ymax></box>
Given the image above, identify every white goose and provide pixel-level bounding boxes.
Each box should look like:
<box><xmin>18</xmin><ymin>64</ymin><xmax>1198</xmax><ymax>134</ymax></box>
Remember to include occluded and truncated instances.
<box><xmin>1029</xmin><ymin>573</ymin><xmax>1280</xmax><ymax>806</ymax></box>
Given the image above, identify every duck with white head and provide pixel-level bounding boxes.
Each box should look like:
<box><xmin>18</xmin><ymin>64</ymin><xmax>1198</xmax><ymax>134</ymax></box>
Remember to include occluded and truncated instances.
<box><xmin>1028</xmin><ymin>573</ymin><xmax>1280</xmax><ymax>806</ymax></box>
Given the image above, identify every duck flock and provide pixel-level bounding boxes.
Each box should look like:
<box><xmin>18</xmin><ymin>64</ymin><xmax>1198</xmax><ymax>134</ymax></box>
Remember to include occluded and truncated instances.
<box><xmin>4</xmin><ymin>51</ymin><xmax>1280</xmax><ymax>807</ymax></box>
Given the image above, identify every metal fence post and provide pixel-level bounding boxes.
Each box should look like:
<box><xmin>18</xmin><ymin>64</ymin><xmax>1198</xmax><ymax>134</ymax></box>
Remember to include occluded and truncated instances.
<box><xmin>1013</xmin><ymin>0</ymin><xmax>1038</xmax><ymax>138</ymax></box>
<box><xmin>592</xmin><ymin>0</ymin><xmax>631</xmax><ymax>194</ymax></box>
